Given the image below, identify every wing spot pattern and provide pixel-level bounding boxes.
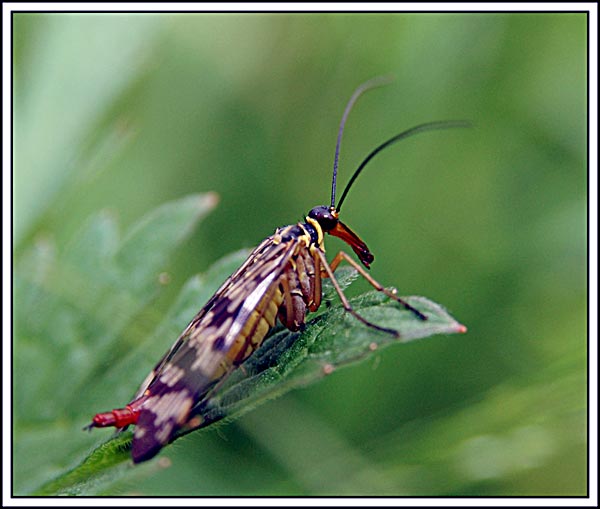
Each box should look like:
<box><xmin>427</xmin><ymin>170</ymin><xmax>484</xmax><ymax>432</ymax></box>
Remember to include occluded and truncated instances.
<box><xmin>145</xmin><ymin>390</ymin><xmax>193</xmax><ymax>427</ymax></box>
<box><xmin>159</xmin><ymin>364</ymin><xmax>185</xmax><ymax>387</ymax></box>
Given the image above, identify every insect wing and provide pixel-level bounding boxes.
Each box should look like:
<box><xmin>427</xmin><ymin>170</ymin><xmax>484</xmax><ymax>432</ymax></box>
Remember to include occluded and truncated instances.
<box><xmin>130</xmin><ymin>236</ymin><xmax>285</xmax><ymax>402</ymax></box>
<box><xmin>131</xmin><ymin>235</ymin><xmax>298</xmax><ymax>462</ymax></box>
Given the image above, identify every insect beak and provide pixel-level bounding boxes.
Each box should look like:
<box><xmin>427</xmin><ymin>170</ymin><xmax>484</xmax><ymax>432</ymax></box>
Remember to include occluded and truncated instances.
<box><xmin>330</xmin><ymin>221</ymin><xmax>375</xmax><ymax>268</ymax></box>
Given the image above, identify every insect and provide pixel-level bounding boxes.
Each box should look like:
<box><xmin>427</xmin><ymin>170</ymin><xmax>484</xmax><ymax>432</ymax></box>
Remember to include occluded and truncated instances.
<box><xmin>87</xmin><ymin>77</ymin><xmax>468</xmax><ymax>463</ymax></box>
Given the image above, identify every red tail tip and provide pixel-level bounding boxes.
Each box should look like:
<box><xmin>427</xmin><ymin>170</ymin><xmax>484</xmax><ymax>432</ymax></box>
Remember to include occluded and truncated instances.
<box><xmin>90</xmin><ymin>411</ymin><xmax>117</xmax><ymax>428</ymax></box>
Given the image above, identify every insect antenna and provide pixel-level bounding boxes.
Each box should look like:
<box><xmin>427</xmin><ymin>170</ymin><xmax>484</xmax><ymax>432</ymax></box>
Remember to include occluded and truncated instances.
<box><xmin>336</xmin><ymin>120</ymin><xmax>472</xmax><ymax>212</ymax></box>
<box><xmin>330</xmin><ymin>76</ymin><xmax>394</xmax><ymax>208</ymax></box>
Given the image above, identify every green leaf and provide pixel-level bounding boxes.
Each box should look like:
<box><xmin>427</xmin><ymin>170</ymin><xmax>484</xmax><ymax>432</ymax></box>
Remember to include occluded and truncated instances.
<box><xmin>30</xmin><ymin>251</ymin><xmax>465</xmax><ymax>495</ymax></box>
<box><xmin>13</xmin><ymin>194</ymin><xmax>217</xmax><ymax>495</ymax></box>
<box><xmin>194</xmin><ymin>276</ymin><xmax>466</xmax><ymax>430</ymax></box>
<box><xmin>113</xmin><ymin>192</ymin><xmax>219</xmax><ymax>296</ymax></box>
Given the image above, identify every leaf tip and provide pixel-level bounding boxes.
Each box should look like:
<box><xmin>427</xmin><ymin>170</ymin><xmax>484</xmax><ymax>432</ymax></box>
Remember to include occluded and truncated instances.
<box><xmin>199</xmin><ymin>191</ymin><xmax>220</xmax><ymax>211</ymax></box>
<box><xmin>455</xmin><ymin>323</ymin><xmax>468</xmax><ymax>334</ymax></box>
<box><xmin>185</xmin><ymin>192</ymin><xmax>221</xmax><ymax>219</ymax></box>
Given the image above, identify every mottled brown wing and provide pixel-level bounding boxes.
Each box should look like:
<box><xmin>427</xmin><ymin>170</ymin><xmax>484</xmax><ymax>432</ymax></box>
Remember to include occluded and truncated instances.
<box><xmin>131</xmin><ymin>233</ymin><xmax>300</xmax><ymax>463</ymax></box>
<box><xmin>130</xmin><ymin>235</ymin><xmax>283</xmax><ymax>401</ymax></box>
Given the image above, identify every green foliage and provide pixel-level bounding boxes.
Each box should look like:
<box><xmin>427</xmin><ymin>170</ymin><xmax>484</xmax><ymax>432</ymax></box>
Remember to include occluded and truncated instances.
<box><xmin>14</xmin><ymin>194</ymin><xmax>217</xmax><ymax>494</ymax></box>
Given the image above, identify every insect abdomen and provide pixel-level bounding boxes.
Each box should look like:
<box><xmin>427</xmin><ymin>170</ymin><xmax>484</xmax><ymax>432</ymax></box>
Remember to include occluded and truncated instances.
<box><xmin>228</xmin><ymin>287</ymin><xmax>284</xmax><ymax>365</ymax></box>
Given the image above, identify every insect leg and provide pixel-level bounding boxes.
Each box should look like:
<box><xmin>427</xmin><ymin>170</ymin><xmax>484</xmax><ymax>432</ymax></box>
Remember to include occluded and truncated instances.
<box><xmin>310</xmin><ymin>250</ymin><xmax>323</xmax><ymax>311</ymax></box>
<box><xmin>278</xmin><ymin>272</ymin><xmax>307</xmax><ymax>331</ymax></box>
<box><xmin>280</xmin><ymin>275</ymin><xmax>295</xmax><ymax>326</ymax></box>
<box><xmin>329</xmin><ymin>251</ymin><xmax>427</xmax><ymax>321</ymax></box>
<box><xmin>314</xmin><ymin>249</ymin><xmax>400</xmax><ymax>337</ymax></box>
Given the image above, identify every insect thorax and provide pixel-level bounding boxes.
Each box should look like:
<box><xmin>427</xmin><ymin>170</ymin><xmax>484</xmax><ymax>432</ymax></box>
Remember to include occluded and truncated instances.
<box><xmin>274</xmin><ymin>221</ymin><xmax>321</xmax><ymax>249</ymax></box>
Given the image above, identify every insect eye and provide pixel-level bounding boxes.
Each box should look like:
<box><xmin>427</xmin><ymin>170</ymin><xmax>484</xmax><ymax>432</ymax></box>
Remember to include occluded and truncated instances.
<box><xmin>308</xmin><ymin>205</ymin><xmax>338</xmax><ymax>231</ymax></box>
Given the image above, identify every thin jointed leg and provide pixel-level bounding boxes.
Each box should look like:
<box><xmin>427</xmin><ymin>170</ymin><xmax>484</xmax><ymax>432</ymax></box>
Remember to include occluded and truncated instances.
<box><xmin>329</xmin><ymin>251</ymin><xmax>427</xmax><ymax>321</ymax></box>
<box><xmin>315</xmin><ymin>249</ymin><xmax>400</xmax><ymax>337</ymax></box>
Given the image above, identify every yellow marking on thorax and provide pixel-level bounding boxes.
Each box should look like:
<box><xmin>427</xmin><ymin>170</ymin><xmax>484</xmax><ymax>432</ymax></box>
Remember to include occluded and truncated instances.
<box><xmin>305</xmin><ymin>217</ymin><xmax>324</xmax><ymax>250</ymax></box>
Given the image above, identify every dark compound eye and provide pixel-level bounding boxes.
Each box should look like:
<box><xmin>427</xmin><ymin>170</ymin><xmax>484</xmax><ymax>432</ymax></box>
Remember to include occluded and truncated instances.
<box><xmin>308</xmin><ymin>205</ymin><xmax>338</xmax><ymax>231</ymax></box>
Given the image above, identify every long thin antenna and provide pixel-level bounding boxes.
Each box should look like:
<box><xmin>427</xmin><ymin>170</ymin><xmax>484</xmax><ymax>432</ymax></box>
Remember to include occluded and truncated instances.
<box><xmin>336</xmin><ymin>120</ymin><xmax>471</xmax><ymax>212</ymax></box>
<box><xmin>330</xmin><ymin>76</ymin><xmax>394</xmax><ymax>208</ymax></box>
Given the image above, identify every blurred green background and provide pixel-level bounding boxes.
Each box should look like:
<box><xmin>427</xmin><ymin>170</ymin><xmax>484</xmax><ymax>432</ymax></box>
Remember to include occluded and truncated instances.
<box><xmin>13</xmin><ymin>12</ymin><xmax>587</xmax><ymax>496</ymax></box>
